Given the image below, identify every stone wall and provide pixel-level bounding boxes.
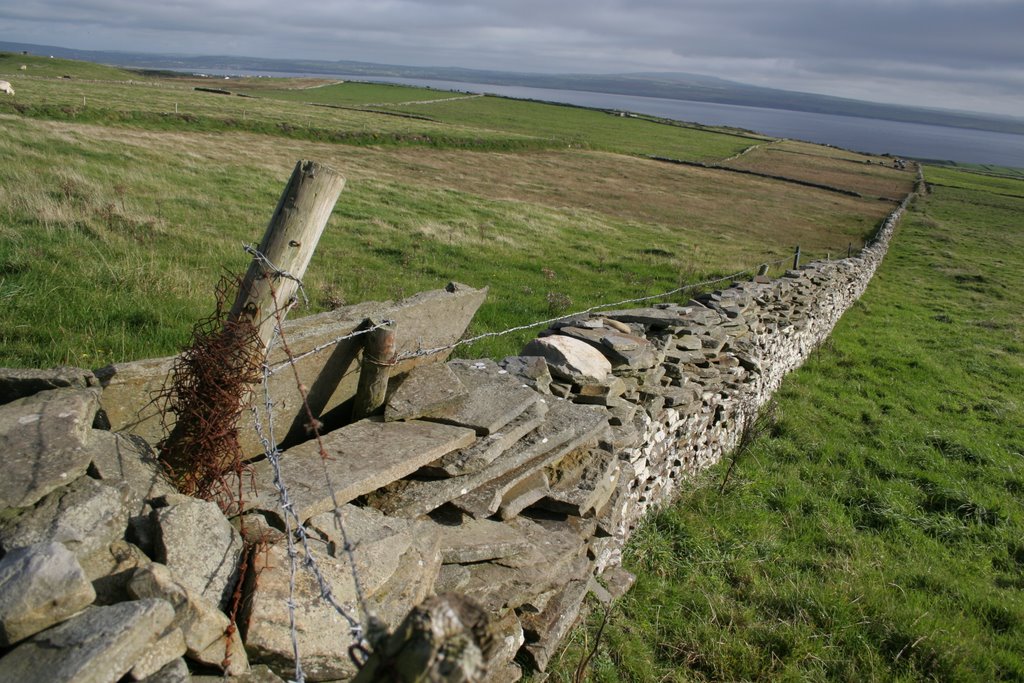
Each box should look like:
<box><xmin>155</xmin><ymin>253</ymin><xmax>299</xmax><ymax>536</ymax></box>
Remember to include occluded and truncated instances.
<box><xmin>0</xmin><ymin>185</ymin><xmax>915</xmax><ymax>682</ymax></box>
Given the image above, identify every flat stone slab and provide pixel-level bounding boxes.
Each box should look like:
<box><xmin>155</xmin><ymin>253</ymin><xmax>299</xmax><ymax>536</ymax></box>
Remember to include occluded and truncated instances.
<box><xmin>425</xmin><ymin>360</ymin><xmax>540</xmax><ymax>435</ymax></box>
<box><xmin>305</xmin><ymin>505</ymin><xmax>414</xmax><ymax>597</ymax></box>
<box><xmin>367</xmin><ymin>399</ymin><xmax>604</xmax><ymax>518</ymax></box>
<box><xmin>429</xmin><ymin>517</ymin><xmax>532</xmax><ymax>564</ymax></box>
<box><xmin>451</xmin><ymin>403</ymin><xmax>608</xmax><ymax>519</ymax></box>
<box><xmin>0</xmin><ymin>387</ymin><xmax>101</xmax><ymax>509</ymax></box>
<box><xmin>461</xmin><ymin>518</ymin><xmax>591</xmax><ymax>612</ymax></box>
<box><xmin>541</xmin><ymin>448</ymin><xmax>621</xmax><ymax>518</ymax></box>
<box><xmin>87</xmin><ymin>431</ymin><xmax>176</xmax><ymax>516</ymax></box>
<box><xmin>521</xmin><ymin>573</ymin><xmax>591</xmax><ymax>672</ymax></box>
<box><xmin>0</xmin><ymin>366</ymin><xmax>97</xmax><ymax>405</ymax></box>
<box><xmin>521</xmin><ymin>336</ymin><xmax>612</xmax><ymax>384</ymax></box>
<box><xmin>247</xmin><ymin>418</ymin><xmax>476</xmax><ymax>524</ymax></box>
<box><xmin>600</xmin><ymin>306</ymin><xmax>695</xmax><ymax>328</ymax></box>
<box><xmin>0</xmin><ymin>599</ymin><xmax>175</xmax><ymax>683</ymax></box>
<box><xmin>422</xmin><ymin>400</ymin><xmax>548</xmax><ymax>477</ymax></box>
<box><xmin>499</xmin><ymin>355</ymin><xmax>552</xmax><ymax>394</ymax></box>
<box><xmin>384</xmin><ymin>363</ymin><xmax>467</xmax><ymax>422</ymax></box>
<box><xmin>0</xmin><ymin>542</ymin><xmax>96</xmax><ymax>647</ymax></box>
<box><xmin>496</xmin><ymin>469</ymin><xmax>550</xmax><ymax>520</ymax></box>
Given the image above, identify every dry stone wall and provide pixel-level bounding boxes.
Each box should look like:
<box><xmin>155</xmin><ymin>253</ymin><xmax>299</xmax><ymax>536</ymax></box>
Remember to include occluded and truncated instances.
<box><xmin>0</xmin><ymin>187</ymin><xmax>914</xmax><ymax>682</ymax></box>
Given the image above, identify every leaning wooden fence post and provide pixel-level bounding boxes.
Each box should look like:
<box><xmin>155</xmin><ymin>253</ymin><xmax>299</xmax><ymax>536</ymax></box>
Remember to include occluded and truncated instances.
<box><xmin>352</xmin><ymin>319</ymin><xmax>397</xmax><ymax>420</ymax></box>
<box><xmin>792</xmin><ymin>245</ymin><xmax>801</xmax><ymax>270</ymax></box>
<box><xmin>230</xmin><ymin>160</ymin><xmax>346</xmax><ymax>352</ymax></box>
<box><xmin>160</xmin><ymin>160</ymin><xmax>344</xmax><ymax>484</ymax></box>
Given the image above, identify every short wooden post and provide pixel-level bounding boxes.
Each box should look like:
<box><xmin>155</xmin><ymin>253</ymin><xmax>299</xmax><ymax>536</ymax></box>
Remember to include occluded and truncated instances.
<box><xmin>352</xmin><ymin>319</ymin><xmax>396</xmax><ymax>420</ymax></box>
<box><xmin>757</xmin><ymin>263</ymin><xmax>769</xmax><ymax>276</ymax></box>
<box><xmin>229</xmin><ymin>160</ymin><xmax>346</xmax><ymax>354</ymax></box>
<box><xmin>792</xmin><ymin>245</ymin><xmax>801</xmax><ymax>270</ymax></box>
<box><xmin>848</xmin><ymin>242</ymin><xmax>853</xmax><ymax>258</ymax></box>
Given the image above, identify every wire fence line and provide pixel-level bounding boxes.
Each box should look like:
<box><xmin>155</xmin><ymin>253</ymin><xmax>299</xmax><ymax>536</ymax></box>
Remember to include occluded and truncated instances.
<box><xmin>260</xmin><ymin>251</ymin><xmax>797</xmax><ymax>376</ymax></box>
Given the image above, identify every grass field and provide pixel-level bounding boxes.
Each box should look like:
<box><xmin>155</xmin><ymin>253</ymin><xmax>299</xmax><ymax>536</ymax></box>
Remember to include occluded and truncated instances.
<box><xmin>545</xmin><ymin>167</ymin><xmax>1024</xmax><ymax>681</ymax></box>
<box><xmin>0</xmin><ymin>53</ymin><xmax>914</xmax><ymax>368</ymax></box>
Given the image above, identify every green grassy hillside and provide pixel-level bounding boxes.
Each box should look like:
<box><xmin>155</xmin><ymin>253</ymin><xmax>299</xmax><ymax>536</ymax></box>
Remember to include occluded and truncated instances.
<box><xmin>0</xmin><ymin>55</ymin><xmax>914</xmax><ymax>368</ymax></box>
<box><xmin>547</xmin><ymin>168</ymin><xmax>1024</xmax><ymax>681</ymax></box>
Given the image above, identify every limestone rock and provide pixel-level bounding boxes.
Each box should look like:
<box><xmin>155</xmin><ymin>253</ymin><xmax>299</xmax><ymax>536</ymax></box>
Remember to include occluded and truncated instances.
<box><xmin>0</xmin><ymin>476</ymin><xmax>131</xmax><ymax>583</ymax></box>
<box><xmin>127</xmin><ymin>562</ymin><xmax>248</xmax><ymax>675</ymax></box>
<box><xmin>549</xmin><ymin>325</ymin><xmax>658</xmax><ymax>369</ymax></box>
<box><xmin>0</xmin><ymin>366</ymin><xmax>97</xmax><ymax>405</ymax></box>
<box><xmin>245</xmin><ymin>529</ymin><xmax>441</xmax><ymax>682</ymax></box>
<box><xmin>521</xmin><ymin>571</ymin><xmax>591</xmax><ymax>672</ymax></box>
<box><xmin>521</xmin><ymin>335</ymin><xmax>612</xmax><ymax>384</ymax></box>
<box><xmin>451</xmin><ymin>403</ymin><xmax>608</xmax><ymax>519</ymax></box>
<box><xmin>365</xmin><ymin>529</ymin><xmax>443</xmax><ymax>631</ymax></box>
<box><xmin>152</xmin><ymin>497</ymin><xmax>243</xmax><ymax>610</ymax></box>
<box><xmin>428</xmin><ymin>360</ymin><xmax>540</xmax><ymax>436</ymax></box>
<box><xmin>0</xmin><ymin>598</ymin><xmax>175</xmax><ymax>683</ymax></box>
<box><xmin>370</xmin><ymin>399</ymin><xmax>606</xmax><ymax>519</ymax></box>
<box><xmin>0</xmin><ymin>387</ymin><xmax>101</xmax><ymax>509</ymax></box>
<box><xmin>499</xmin><ymin>355</ymin><xmax>552</xmax><ymax>394</ymax></box>
<box><xmin>384</xmin><ymin>363</ymin><xmax>467</xmax><ymax>422</ymax></box>
<box><xmin>192</xmin><ymin>665</ymin><xmax>284</xmax><ymax>682</ymax></box>
<box><xmin>422</xmin><ymin>400</ymin><xmax>547</xmax><ymax>477</ymax></box>
<box><xmin>541</xmin><ymin>448</ymin><xmax>621</xmax><ymax>518</ymax></box>
<box><xmin>129</xmin><ymin>626</ymin><xmax>187</xmax><ymax>680</ymax></box>
<box><xmin>137</xmin><ymin>658</ymin><xmax>190</xmax><ymax>683</ymax></box>
<box><xmin>496</xmin><ymin>469</ymin><xmax>549</xmax><ymax>520</ymax></box>
<box><xmin>243</xmin><ymin>537</ymin><xmax>368</xmax><ymax>682</ymax></box>
<box><xmin>244</xmin><ymin>418</ymin><xmax>476</xmax><ymax>525</ymax></box>
<box><xmin>350</xmin><ymin>594</ymin><xmax>492</xmax><ymax>683</ymax></box>
<box><xmin>430</xmin><ymin>516</ymin><xmax>532</xmax><ymax>564</ymax></box>
<box><xmin>306</xmin><ymin>505</ymin><xmax>414</xmax><ymax>597</ymax></box>
<box><xmin>0</xmin><ymin>542</ymin><xmax>96</xmax><ymax>646</ymax></box>
<box><xmin>87</xmin><ymin>431</ymin><xmax>175</xmax><ymax>516</ymax></box>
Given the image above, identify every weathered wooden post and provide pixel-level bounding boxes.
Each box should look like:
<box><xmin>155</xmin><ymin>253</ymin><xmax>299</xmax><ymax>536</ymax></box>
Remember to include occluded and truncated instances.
<box><xmin>757</xmin><ymin>263</ymin><xmax>769</xmax><ymax>276</ymax></box>
<box><xmin>793</xmin><ymin>245</ymin><xmax>801</xmax><ymax>270</ymax></box>
<box><xmin>352</xmin><ymin>318</ymin><xmax>397</xmax><ymax>420</ymax></box>
<box><xmin>848</xmin><ymin>242</ymin><xmax>853</xmax><ymax>258</ymax></box>
<box><xmin>230</xmin><ymin>160</ymin><xmax>346</xmax><ymax>353</ymax></box>
<box><xmin>159</xmin><ymin>160</ymin><xmax>345</xmax><ymax>487</ymax></box>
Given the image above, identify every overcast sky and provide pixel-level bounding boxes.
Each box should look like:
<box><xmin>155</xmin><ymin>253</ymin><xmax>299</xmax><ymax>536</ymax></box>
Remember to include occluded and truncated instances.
<box><xmin>3</xmin><ymin>0</ymin><xmax>1023</xmax><ymax>117</ymax></box>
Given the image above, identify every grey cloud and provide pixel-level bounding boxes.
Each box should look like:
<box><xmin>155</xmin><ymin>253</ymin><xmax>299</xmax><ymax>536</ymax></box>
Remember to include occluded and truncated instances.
<box><xmin>1</xmin><ymin>0</ymin><xmax>1022</xmax><ymax>116</ymax></box>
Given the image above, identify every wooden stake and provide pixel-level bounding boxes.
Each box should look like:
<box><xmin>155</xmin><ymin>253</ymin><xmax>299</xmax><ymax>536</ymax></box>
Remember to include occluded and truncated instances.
<box><xmin>793</xmin><ymin>245</ymin><xmax>801</xmax><ymax>270</ymax></box>
<box><xmin>352</xmin><ymin>319</ymin><xmax>396</xmax><ymax>420</ymax></box>
<box><xmin>229</xmin><ymin>160</ymin><xmax>346</xmax><ymax>354</ymax></box>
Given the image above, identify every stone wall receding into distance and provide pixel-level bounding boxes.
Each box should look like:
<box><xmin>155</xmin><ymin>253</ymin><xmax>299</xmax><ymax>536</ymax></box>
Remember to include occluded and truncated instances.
<box><xmin>0</xmin><ymin>182</ymin><xmax>917</xmax><ymax>681</ymax></box>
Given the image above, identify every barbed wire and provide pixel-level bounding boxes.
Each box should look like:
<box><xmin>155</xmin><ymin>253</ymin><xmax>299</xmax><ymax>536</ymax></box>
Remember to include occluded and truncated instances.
<box><xmin>243</xmin><ymin>243</ymin><xmax>310</xmax><ymax>307</ymax></box>
<box><xmin>266</xmin><ymin>320</ymin><xmax>395</xmax><ymax>376</ymax></box>
<box><xmin>266</xmin><ymin>284</ymin><xmax>374</xmax><ymax>628</ymax></box>
<box><xmin>392</xmin><ymin>255</ymin><xmax>793</xmax><ymax>362</ymax></box>
<box><xmin>251</xmin><ymin>328</ymin><xmax>367</xmax><ymax>683</ymax></box>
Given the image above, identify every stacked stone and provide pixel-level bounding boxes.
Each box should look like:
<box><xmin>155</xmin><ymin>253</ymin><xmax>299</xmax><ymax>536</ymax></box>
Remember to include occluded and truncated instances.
<box><xmin>0</xmin><ymin>195</ymin><xmax>905</xmax><ymax>681</ymax></box>
<box><xmin>0</xmin><ymin>369</ymin><xmax>260</xmax><ymax>682</ymax></box>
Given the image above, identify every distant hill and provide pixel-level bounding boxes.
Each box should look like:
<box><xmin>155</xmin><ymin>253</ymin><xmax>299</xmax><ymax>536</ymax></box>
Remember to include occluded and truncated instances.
<box><xmin>3</xmin><ymin>40</ymin><xmax>1023</xmax><ymax>136</ymax></box>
